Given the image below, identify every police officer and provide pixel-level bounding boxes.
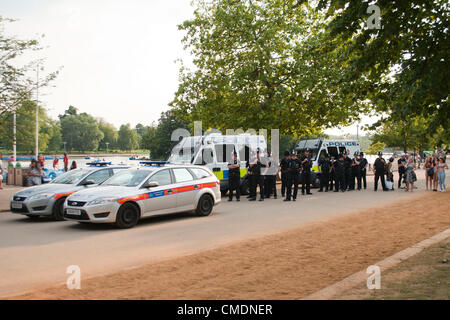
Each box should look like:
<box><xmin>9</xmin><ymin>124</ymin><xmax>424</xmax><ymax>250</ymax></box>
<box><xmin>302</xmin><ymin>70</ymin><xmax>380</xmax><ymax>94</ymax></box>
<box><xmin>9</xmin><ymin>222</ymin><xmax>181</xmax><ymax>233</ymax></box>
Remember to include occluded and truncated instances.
<box><xmin>248</xmin><ymin>148</ymin><xmax>266</xmax><ymax>201</ymax></box>
<box><xmin>300</xmin><ymin>149</ymin><xmax>313</xmax><ymax>195</ymax></box>
<box><xmin>359</xmin><ymin>152</ymin><xmax>368</xmax><ymax>190</ymax></box>
<box><xmin>279</xmin><ymin>150</ymin><xmax>290</xmax><ymax>198</ymax></box>
<box><xmin>351</xmin><ymin>152</ymin><xmax>362</xmax><ymax>191</ymax></box>
<box><xmin>263</xmin><ymin>152</ymin><xmax>277</xmax><ymax>199</ymax></box>
<box><xmin>329</xmin><ymin>156</ymin><xmax>335</xmax><ymax>191</ymax></box>
<box><xmin>332</xmin><ymin>153</ymin><xmax>346</xmax><ymax>192</ymax></box>
<box><xmin>343</xmin><ymin>150</ymin><xmax>352</xmax><ymax>191</ymax></box>
<box><xmin>285</xmin><ymin>151</ymin><xmax>300</xmax><ymax>201</ymax></box>
<box><xmin>373</xmin><ymin>151</ymin><xmax>389</xmax><ymax>191</ymax></box>
<box><xmin>227</xmin><ymin>152</ymin><xmax>240</xmax><ymax>201</ymax></box>
<box><xmin>318</xmin><ymin>153</ymin><xmax>331</xmax><ymax>192</ymax></box>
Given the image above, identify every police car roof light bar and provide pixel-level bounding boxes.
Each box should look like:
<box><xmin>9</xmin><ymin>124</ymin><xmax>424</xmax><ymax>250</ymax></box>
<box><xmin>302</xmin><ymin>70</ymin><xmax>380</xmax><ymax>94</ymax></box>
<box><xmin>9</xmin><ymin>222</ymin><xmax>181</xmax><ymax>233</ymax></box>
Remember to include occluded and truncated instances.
<box><xmin>86</xmin><ymin>161</ymin><xmax>112</xmax><ymax>167</ymax></box>
<box><xmin>139</xmin><ymin>161</ymin><xmax>170</xmax><ymax>167</ymax></box>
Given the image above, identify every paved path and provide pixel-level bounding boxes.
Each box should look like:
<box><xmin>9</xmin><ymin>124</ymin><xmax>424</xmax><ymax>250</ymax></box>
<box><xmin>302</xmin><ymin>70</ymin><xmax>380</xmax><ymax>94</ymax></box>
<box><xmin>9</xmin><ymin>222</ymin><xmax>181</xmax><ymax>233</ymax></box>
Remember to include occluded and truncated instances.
<box><xmin>0</xmin><ymin>174</ymin><xmax>432</xmax><ymax>297</ymax></box>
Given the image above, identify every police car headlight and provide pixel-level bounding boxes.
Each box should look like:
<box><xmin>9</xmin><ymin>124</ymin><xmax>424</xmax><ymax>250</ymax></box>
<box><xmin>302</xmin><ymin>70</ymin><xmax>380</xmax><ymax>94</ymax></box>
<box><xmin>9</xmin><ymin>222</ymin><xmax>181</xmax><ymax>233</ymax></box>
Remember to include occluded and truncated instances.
<box><xmin>28</xmin><ymin>193</ymin><xmax>54</xmax><ymax>200</ymax></box>
<box><xmin>87</xmin><ymin>198</ymin><xmax>117</xmax><ymax>206</ymax></box>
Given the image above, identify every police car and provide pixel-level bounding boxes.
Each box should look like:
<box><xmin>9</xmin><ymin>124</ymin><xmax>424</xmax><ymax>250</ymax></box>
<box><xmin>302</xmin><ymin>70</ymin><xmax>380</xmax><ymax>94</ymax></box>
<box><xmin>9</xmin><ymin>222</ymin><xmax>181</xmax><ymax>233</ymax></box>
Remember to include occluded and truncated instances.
<box><xmin>63</xmin><ymin>162</ymin><xmax>221</xmax><ymax>229</ymax></box>
<box><xmin>10</xmin><ymin>162</ymin><xmax>130</xmax><ymax>220</ymax></box>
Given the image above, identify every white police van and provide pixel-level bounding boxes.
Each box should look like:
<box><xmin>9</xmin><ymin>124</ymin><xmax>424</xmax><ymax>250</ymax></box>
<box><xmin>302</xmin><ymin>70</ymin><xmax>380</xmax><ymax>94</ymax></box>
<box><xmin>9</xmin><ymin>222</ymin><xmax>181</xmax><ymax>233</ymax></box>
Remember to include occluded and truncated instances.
<box><xmin>168</xmin><ymin>133</ymin><xmax>267</xmax><ymax>195</ymax></box>
<box><xmin>295</xmin><ymin>139</ymin><xmax>361</xmax><ymax>187</ymax></box>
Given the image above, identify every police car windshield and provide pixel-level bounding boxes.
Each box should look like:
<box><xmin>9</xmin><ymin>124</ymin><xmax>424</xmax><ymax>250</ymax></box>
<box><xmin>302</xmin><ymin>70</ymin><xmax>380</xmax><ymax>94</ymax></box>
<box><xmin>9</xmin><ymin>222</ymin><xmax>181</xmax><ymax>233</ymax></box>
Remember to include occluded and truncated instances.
<box><xmin>51</xmin><ymin>168</ymin><xmax>92</xmax><ymax>185</ymax></box>
<box><xmin>102</xmin><ymin>170</ymin><xmax>152</xmax><ymax>187</ymax></box>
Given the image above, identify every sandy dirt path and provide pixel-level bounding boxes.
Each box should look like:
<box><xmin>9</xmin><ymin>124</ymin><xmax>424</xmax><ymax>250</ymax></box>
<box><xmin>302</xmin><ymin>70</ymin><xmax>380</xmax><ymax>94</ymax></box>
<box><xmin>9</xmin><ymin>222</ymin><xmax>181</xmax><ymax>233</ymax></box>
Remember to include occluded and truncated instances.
<box><xmin>0</xmin><ymin>173</ymin><xmax>444</xmax><ymax>298</ymax></box>
<box><xmin>6</xmin><ymin>188</ymin><xmax>449</xmax><ymax>299</ymax></box>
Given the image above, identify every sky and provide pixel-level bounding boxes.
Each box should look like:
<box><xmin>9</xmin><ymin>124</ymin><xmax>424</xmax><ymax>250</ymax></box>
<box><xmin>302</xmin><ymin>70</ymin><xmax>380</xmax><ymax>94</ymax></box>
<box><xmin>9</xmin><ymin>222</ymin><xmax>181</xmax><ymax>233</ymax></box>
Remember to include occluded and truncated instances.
<box><xmin>1</xmin><ymin>0</ymin><xmax>375</xmax><ymax>136</ymax></box>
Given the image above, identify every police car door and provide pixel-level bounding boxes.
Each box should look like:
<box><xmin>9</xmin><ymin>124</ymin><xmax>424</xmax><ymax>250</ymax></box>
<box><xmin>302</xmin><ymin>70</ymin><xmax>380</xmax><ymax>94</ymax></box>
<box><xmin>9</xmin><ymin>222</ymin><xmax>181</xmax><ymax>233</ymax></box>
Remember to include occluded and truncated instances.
<box><xmin>171</xmin><ymin>167</ymin><xmax>197</xmax><ymax>211</ymax></box>
<box><xmin>141</xmin><ymin>169</ymin><xmax>177</xmax><ymax>216</ymax></box>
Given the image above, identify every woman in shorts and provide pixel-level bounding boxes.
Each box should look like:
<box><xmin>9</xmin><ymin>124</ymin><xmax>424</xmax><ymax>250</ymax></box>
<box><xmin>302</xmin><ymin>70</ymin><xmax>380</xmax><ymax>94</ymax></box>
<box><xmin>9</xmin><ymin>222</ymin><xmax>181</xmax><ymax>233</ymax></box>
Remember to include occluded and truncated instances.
<box><xmin>437</xmin><ymin>157</ymin><xmax>448</xmax><ymax>192</ymax></box>
<box><xmin>424</xmin><ymin>156</ymin><xmax>434</xmax><ymax>190</ymax></box>
<box><xmin>405</xmin><ymin>157</ymin><xmax>417</xmax><ymax>192</ymax></box>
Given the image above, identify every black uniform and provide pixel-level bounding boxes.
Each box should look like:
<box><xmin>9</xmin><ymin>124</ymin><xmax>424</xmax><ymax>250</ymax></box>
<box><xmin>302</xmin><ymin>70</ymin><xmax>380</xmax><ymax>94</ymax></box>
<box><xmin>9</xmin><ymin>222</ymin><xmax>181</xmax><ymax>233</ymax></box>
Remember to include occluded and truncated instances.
<box><xmin>343</xmin><ymin>156</ymin><xmax>352</xmax><ymax>190</ymax></box>
<box><xmin>249</xmin><ymin>158</ymin><xmax>265</xmax><ymax>200</ymax></box>
<box><xmin>319</xmin><ymin>158</ymin><xmax>332</xmax><ymax>192</ymax></box>
<box><xmin>228</xmin><ymin>159</ymin><xmax>240</xmax><ymax>201</ymax></box>
<box><xmin>397</xmin><ymin>158</ymin><xmax>406</xmax><ymax>188</ymax></box>
<box><xmin>359</xmin><ymin>157</ymin><xmax>368</xmax><ymax>189</ymax></box>
<box><xmin>280</xmin><ymin>158</ymin><xmax>290</xmax><ymax>197</ymax></box>
<box><xmin>286</xmin><ymin>158</ymin><xmax>301</xmax><ymax>201</ymax></box>
<box><xmin>333</xmin><ymin>158</ymin><xmax>346</xmax><ymax>192</ymax></box>
<box><xmin>300</xmin><ymin>155</ymin><xmax>313</xmax><ymax>194</ymax></box>
<box><xmin>374</xmin><ymin>157</ymin><xmax>388</xmax><ymax>191</ymax></box>
<box><xmin>351</xmin><ymin>157</ymin><xmax>362</xmax><ymax>190</ymax></box>
<box><xmin>329</xmin><ymin>158</ymin><xmax>335</xmax><ymax>190</ymax></box>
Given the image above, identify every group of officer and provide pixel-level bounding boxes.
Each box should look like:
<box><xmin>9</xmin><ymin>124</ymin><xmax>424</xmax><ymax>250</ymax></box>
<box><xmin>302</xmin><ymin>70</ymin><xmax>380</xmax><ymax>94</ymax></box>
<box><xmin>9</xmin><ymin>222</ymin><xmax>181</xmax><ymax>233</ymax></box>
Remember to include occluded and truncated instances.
<box><xmin>227</xmin><ymin>148</ymin><xmax>373</xmax><ymax>202</ymax></box>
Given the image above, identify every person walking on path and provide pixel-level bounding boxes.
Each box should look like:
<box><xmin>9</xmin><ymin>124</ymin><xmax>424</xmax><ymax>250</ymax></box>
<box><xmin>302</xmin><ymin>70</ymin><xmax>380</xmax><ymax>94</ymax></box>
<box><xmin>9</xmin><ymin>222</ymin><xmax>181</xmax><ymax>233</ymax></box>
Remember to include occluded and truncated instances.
<box><xmin>424</xmin><ymin>155</ymin><xmax>434</xmax><ymax>190</ymax></box>
<box><xmin>404</xmin><ymin>157</ymin><xmax>417</xmax><ymax>192</ymax></box>
<box><xmin>63</xmin><ymin>153</ymin><xmax>69</xmax><ymax>172</ymax></box>
<box><xmin>437</xmin><ymin>157</ymin><xmax>448</xmax><ymax>192</ymax></box>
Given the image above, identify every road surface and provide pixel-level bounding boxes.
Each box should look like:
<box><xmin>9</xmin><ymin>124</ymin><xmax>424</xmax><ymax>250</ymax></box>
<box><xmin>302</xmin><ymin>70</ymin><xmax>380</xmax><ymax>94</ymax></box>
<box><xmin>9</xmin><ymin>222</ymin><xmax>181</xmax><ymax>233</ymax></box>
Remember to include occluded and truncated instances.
<box><xmin>0</xmin><ymin>174</ymin><xmax>430</xmax><ymax>297</ymax></box>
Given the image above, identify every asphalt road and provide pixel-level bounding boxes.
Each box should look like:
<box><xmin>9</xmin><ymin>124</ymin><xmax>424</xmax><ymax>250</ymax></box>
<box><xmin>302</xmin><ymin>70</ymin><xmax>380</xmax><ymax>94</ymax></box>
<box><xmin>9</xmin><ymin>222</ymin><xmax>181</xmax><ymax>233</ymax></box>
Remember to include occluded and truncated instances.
<box><xmin>0</xmin><ymin>174</ymin><xmax>431</xmax><ymax>297</ymax></box>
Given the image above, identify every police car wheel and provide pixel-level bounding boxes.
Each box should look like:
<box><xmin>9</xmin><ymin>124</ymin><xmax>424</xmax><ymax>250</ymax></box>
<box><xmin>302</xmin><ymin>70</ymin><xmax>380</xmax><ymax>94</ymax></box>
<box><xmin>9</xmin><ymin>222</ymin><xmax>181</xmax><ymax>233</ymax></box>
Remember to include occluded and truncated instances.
<box><xmin>196</xmin><ymin>194</ymin><xmax>213</xmax><ymax>217</ymax></box>
<box><xmin>116</xmin><ymin>202</ymin><xmax>140</xmax><ymax>229</ymax></box>
<box><xmin>52</xmin><ymin>198</ymin><xmax>66</xmax><ymax>221</ymax></box>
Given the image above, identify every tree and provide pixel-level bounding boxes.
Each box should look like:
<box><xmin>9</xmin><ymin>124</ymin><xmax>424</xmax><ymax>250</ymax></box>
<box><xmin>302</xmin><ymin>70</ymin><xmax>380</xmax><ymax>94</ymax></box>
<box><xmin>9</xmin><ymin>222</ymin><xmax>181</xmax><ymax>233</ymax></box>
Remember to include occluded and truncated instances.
<box><xmin>170</xmin><ymin>0</ymin><xmax>369</xmax><ymax>136</ymax></box>
<box><xmin>365</xmin><ymin>141</ymin><xmax>386</xmax><ymax>155</ymax></box>
<box><xmin>143</xmin><ymin>111</ymin><xmax>189</xmax><ymax>160</ymax></box>
<box><xmin>59</xmin><ymin>107</ymin><xmax>104</xmax><ymax>152</ymax></box>
<box><xmin>42</xmin><ymin>120</ymin><xmax>62</xmax><ymax>153</ymax></box>
<box><xmin>0</xmin><ymin>100</ymin><xmax>52</xmax><ymax>152</ymax></box>
<box><xmin>117</xmin><ymin>124</ymin><xmax>139</xmax><ymax>151</ymax></box>
<box><xmin>98</xmin><ymin>119</ymin><xmax>118</xmax><ymax>150</ymax></box>
<box><xmin>0</xmin><ymin>17</ymin><xmax>58</xmax><ymax>117</ymax></box>
<box><xmin>314</xmin><ymin>0</ymin><xmax>449</xmax><ymax>132</ymax></box>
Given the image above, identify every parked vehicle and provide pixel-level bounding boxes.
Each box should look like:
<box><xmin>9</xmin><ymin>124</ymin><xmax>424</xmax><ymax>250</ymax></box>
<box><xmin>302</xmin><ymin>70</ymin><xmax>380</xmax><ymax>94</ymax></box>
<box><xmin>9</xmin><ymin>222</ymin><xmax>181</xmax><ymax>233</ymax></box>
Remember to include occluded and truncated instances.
<box><xmin>10</xmin><ymin>162</ymin><xmax>129</xmax><ymax>220</ymax></box>
<box><xmin>63</xmin><ymin>162</ymin><xmax>221</xmax><ymax>228</ymax></box>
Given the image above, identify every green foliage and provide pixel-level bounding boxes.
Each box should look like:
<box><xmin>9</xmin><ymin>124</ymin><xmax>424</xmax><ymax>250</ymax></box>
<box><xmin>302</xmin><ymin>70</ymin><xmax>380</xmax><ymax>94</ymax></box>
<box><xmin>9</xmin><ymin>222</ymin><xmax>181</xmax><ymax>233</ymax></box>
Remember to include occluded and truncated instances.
<box><xmin>315</xmin><ymin>0</ymin><xmax>449</xmax><ymax>133</ymax></box>
<box><xmin>59</xmin><ymin>107</ymin><xmax>104</xmax><ymax>152</ymax></box>
<box><xmin>98</xmin><ymin>119</ymin><xmax>118</xmax><ymax>150</ymax></box>
<box><xmin>117</xmin><ymin>124</ymin><xmax>139</xmax><ymax>151</ymax></box>
<box><xmin>170</xmin><ymin>0</ymin><xmax>369</xmax><ymax>135</ymax></box>
<box><xmin>142</xmin><ymin>111</ymin><xmax>190</xmax><ymax>160</ymax></box>
<box><xmin>365</xmin><ymin>141</ymin><xmax>386</xmax><ymax>155</ymax></box>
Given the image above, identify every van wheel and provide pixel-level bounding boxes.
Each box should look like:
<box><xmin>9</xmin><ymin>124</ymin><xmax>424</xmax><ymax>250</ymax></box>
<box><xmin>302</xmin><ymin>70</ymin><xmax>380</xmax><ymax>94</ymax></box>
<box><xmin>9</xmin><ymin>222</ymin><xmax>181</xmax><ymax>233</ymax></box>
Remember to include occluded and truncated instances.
<box><xmin>196</xmin><ymin>194</ymin><xmax>214</xmax><ymax>217</ymax></box>
<box><xmin>52</xmin><ymin>198</ymin><xmax>66</xmax><ymax>221</ymax></box>
<box><xmin>116</xmin><ymin>202</ymin><xmax>140</xmax><ymax>229</ymax></box>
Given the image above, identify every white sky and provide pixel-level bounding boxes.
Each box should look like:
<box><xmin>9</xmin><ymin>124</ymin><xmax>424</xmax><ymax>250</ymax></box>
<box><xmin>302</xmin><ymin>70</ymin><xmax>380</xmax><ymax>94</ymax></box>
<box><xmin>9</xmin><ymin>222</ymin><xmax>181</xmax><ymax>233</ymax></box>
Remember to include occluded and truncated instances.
<box><xmin>1</xmin><ymin>0</ymin><xmax>375</xmax><ymax>135</ymax></box>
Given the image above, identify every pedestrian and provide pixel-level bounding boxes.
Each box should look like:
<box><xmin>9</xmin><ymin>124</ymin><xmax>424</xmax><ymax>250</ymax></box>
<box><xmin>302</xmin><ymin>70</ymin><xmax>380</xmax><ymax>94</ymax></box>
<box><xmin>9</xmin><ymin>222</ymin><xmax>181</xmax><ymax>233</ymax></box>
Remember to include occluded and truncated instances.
<box><xmin>359</xmin><ymin>152</ymin><xmax>368</xmax><ymax>190</ymax></box>
<box><xmin>398</xmin><ymin>153</ymin><xmax>407</xmax><ymax>189</ymax></box>
<box><xmin>343</xmin><ymin>150</ymin><xmax>352</xmax><ymax>191</ymax></box>
<box><xmin>227</xmin><ymin>152</ymin><xmax>241</xmax><ymax>201</ymax></box>
<box><xmin>373</xmin><ymin>151</ymin><xmax>389</xmax><ymax>191</ymax></box>
<box><xmin>332</xmin><ymin>153</ymin><xmax>346</xmax><ymax>192</ymax></box>
<box><xmin>27</xmin><ymin>159</ymin><xmax>43</xmax><ymax>186</ymax></box>
<box><xmin>70</xmin><ymin>160</ymin><xmax>77</xmax><ymax>170</ymax></box>
<box><xmin>279</xmin><ymin>151</ymin><xmax>290</xmax><ymax>198</ymax></box>
<box><xmin>300</xmin><ymin>149</ymin><xmax>313</xmax><ymax>195</ymax></box>
<box><xmin>318</xmin><ymin>153</ymin><xmax>331</xmax><ymax>192</ymax></box>
<box><xmin>53</xmin><ymin>154</ymin><xmax>59</xmax><ymax>170</ymax></box>
<box><xmin>404</xmin><ymin>157</ymin><xmax>417</xmax><ymax>192</ymax></box>
<box><xmin>248</xmin><ymin>149</ymin><xmax>266</xmax><ymax>201</ymax></box>
<box><xmin>38</xmin><ymin>154</ymin><xmax>45</xmax><ymax>169</ymax></box>
<box><xmin>63</xmin><ymin>153</ymin><xmax>69</xmax><ymax>172</ymax></box>
<box><xmin>437</xmin><ymin>157</ymin><xmax>448</xmax><ymax>192</ymax></box>
<box><xmin>0</xmin><ymin>152</ymin><xmax>3</xmax><ymax>190</ymax></box>
<box><xmin>386</xmin><ymin>157</ymin><xmax>395</xmax><ymax>190</ymax></box>
<box><xmin>351</xmin><ymin>152</ymin><xmax>362</xmax><ymax>191</ymax></box>
<box><xmin>432</xmin><ymin>155</ymin><xmax>439</xmax><ymax>192</ymax></box>
<box><xmin>329</xmin><ymin>156</ymin><xmax>335</xmax><ymax>191</ymax></box>
<box><xmin>424</xmin><ymin>155</ymin><xmax>434</xmax><ymax>190</ymax></box>
<box><xmin>284</xmin><ymin>151</ymin><xmax>300</xmax><ymax>201</ymax></box>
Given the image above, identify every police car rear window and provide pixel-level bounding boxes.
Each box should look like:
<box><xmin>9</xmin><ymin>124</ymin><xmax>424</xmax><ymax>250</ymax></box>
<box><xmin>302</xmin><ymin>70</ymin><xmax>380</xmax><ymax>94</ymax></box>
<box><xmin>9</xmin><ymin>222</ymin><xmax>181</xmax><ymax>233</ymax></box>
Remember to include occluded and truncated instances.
<box><xmin>190</xmin><ymin>168</ymin><xmax>211</xmax><ymax>179</ymax></box>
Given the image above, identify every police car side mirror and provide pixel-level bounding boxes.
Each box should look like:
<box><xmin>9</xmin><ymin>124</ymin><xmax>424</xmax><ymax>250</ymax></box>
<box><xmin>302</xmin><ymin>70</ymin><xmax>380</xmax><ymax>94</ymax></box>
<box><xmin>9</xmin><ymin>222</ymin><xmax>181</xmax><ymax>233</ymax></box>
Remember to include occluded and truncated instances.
<box><xmin>82</xmin><ymin>180</ymin><xmax>95</xmax><ymax>186</ymax></box>
<box><xmin>143</xmin><ymin>181</ymin><xmax>159</xmax><ymax>188</ymax></box>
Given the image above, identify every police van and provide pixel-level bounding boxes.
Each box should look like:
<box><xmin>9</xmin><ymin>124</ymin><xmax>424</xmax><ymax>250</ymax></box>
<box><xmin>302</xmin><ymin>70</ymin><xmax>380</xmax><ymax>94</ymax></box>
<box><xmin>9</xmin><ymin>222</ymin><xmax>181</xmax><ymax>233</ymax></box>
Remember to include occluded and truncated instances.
<box><xmin>168</xmin><ymin>133</ymin><xmax>267</xmax><ymax>195</ymax></box>
<box><xmin>295</xmin><ymin>139</ymin><xmax>361</xmax><ymax>187</ymax></box>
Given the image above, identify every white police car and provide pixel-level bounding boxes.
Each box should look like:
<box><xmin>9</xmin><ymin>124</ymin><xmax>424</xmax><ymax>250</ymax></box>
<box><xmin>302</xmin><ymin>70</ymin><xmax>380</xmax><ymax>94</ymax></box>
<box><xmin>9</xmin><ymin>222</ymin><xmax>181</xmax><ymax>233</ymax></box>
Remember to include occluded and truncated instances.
<box><xmin>63</xmin><ymin>162</ymin><xmax>221</xmax><ymax>228</ymax></box>
<box><xmin>10</xmin><ymin>162</ymin><xmax>129</xmax><ymax>220</ymax></box>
